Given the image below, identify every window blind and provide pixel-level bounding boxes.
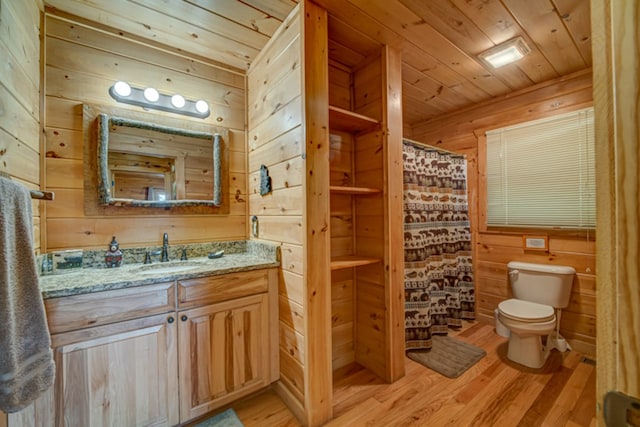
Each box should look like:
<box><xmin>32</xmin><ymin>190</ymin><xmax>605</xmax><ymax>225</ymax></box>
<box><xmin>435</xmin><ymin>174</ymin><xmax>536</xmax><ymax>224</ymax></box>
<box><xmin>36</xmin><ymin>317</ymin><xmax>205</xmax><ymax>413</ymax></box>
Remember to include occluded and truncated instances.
<box><xmin>485</xmin><ymin>107</ymin><xmax>595</xmax><ymax>228</ymax></box>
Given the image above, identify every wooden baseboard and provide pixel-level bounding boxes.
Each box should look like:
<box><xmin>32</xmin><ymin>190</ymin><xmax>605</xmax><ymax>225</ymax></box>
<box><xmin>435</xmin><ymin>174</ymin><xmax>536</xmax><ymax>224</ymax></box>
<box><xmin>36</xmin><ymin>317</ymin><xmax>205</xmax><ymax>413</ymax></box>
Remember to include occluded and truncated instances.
<box><xmin>477</xmin><ymin>312</ymin><xmax>494</xmax><ymax>325</ymax></box>
<box><xmin>272</xmin><ymin>381</ymin><xmax>306</xmax><ymax>426</ymax></box>
<box><xmin>567</xmin><ymin>339</ymin><xmax>596</xmax><ymax>358</ymax></box>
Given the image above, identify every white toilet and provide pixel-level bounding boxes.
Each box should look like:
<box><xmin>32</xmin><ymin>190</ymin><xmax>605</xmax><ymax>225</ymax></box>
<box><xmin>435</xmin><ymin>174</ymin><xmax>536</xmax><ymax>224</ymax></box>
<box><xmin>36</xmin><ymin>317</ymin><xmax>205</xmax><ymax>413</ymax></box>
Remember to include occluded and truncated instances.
<box><xmin>497</xmin><ymin>261</ymin><xmax>575</xmax><ymax>369</ymax></box>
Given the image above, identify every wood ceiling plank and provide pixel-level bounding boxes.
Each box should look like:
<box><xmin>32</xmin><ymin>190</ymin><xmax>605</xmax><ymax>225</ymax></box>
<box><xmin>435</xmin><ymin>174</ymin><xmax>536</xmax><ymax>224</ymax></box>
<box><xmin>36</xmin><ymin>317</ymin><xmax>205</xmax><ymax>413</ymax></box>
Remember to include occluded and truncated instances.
<box><xmin>348</xmin><ymin>0</ymin><xmax>511</xmax><ymax>97</ymax></box>
<box><xmin>241</xmin><ymin>0</ymin><xmax>298</xmax><ymax>21</ymax></box>
<box><xmin>398</xmin><ymin>0</ymin><xmax>533</xmax><ymax>91</ymax></box>
<box><xmin>328</xmin><ymin>16</ymin><xmax>380</xmax><ymax>60</ymax></box>
<box><xmin>402</xmin><ymin>62</ymin><xmax>470</xmax><ymax>112</ymax></box>
<box><xmin>185</xmin><ymin>0</ymin><xmax>283</xmax><ymax>36</ymax></box>
<box><xmin>313</xmin><ymin>0</ymin><xmax>404</xmax><ymax>47</ymax></box>
<box><xmin>449</xmin><ymin>0</ymin><xmax>559</xmax><ymax>84</ymax></box>
<box><xmin>402</xmin><ymin>84</ymin><xmax>451</xmax><ymax>123</ymax></box>
<box><xmin>45</xmin><ymin>0</ymin><xmax>258</xmax><ymax>70</ymax></box>
<box><xmin>551</xmin><ymin>0</ymin><xmax>592</xmax><ymax>65</ymax></box>
<box><xmin>401</xmin><ymin>44</ymin><xmax>489</xmax><ymax>104</ymax></box>
<box><xmin>319</xmin><ymin>0</ymin><xmax>491</xmax><ymax>110</ymax></box>
<box><xmin>130</xmin><ymin>0</ymin><xmax>270</xmax><ymax>50</ymax></box>
<box><xmin>501</xmin><ymin>0</ymin><xmax>586</xmax><ymax>75</ymax></box>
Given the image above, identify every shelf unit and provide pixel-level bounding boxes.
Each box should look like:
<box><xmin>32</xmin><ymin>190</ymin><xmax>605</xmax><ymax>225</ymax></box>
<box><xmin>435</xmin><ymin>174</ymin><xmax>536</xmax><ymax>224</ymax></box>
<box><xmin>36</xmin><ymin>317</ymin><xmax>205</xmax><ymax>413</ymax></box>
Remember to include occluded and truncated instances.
<box><xmin>328</xmin><ymin>105</ymin><xmax>380</xmax><ymax>134</ymax></box>
<box><xmin>330</xmin><ymin>255</ymin><xmax>381</xmax><ymax>270</ymax></box>
<box><xmin>328</xmin><ymin>105</ymin><xmax>383</xmax><ymax>272</ymax></box>
<box><xmin>329</xmin><ymin>185</ymin><xmax>381</xmax><ymax>195</ymax></box>
<box><xmin>327</xmin><ymin>44</ymin><xmax>394</xmax><ymax>384</ymax></box>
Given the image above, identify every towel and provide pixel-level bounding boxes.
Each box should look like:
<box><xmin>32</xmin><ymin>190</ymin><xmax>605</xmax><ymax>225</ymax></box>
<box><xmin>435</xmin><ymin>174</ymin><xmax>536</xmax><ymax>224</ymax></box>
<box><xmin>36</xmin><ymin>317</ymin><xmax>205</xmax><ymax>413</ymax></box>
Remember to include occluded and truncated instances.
<box><xmin>0</xmin><ymin>176</ymin><xmax>55</xmax><ymax>413</ymax></box>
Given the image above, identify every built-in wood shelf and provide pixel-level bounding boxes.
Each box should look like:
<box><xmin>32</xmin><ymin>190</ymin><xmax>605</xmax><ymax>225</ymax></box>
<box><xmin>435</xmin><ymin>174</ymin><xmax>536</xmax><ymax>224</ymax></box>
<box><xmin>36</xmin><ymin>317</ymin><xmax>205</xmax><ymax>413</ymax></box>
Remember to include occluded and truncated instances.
<box><xmin>329</xmin><ymin>105</ymin><xmax>380</xmax><ymax>134</ymax></box>
<box><xmin>330</xmin><ymin>185</ymin><xmax>381</xmax><ymax>195</ymax></box>
<box><xmin>330</xmin><ymin>255</ymin><xmax>382</xmax><ymax>270</ymax></box>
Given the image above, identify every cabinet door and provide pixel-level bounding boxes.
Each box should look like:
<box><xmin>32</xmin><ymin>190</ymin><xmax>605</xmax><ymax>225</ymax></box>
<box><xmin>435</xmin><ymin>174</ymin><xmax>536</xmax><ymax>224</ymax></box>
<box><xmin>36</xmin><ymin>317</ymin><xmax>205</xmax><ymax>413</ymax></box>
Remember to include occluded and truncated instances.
<box><xmin>178</xmin><ymin>293</ymin><xmax>269</xmax><ymax>422</ymax></box>
<box><xmin>51</xmin><ymin>313</ymin><xmax>178</xmax><ymax>427</ymax></box>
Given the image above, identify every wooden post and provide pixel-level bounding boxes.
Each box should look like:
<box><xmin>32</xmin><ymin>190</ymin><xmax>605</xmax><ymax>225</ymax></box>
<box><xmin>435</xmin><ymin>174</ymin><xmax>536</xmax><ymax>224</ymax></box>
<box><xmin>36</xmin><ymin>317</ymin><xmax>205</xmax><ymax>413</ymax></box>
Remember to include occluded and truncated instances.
<box><xmin>381</xmin><ymin>44</ymin><xmax>406</xmax><ymax>382</ymax></box>
<box><xmin>302</xmin><ymin>1</ymin><xmax>332</xmax><ymax>425</ymax></box>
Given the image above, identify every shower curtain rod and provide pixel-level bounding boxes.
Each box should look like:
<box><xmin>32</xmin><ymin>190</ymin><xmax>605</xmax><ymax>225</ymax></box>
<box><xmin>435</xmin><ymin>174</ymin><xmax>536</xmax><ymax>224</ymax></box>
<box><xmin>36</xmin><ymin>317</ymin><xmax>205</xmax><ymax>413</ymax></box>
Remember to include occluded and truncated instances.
<box><xmin>402</xmin><ymin>137</ymin><xmax>459</xmax><ymax>155</ymax></box>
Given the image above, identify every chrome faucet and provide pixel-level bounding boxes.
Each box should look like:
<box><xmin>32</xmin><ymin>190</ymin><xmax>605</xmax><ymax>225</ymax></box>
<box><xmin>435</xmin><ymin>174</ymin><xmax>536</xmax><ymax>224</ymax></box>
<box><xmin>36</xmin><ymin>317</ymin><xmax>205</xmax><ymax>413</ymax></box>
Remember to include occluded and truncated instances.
<box><xmin>161</xmin><ymin>232</ymin><xmax>169</xmax><ymax>262</ymax></box>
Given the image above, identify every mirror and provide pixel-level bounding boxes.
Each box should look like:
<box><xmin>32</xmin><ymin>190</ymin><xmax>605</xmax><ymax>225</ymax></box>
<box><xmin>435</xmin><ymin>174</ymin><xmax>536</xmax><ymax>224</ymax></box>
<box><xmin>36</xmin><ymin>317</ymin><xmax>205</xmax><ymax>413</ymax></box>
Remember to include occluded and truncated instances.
<box><xmin>83</xmin><ymin>103</ymin><xmax>229</xmax><ymax>212</ymax></box>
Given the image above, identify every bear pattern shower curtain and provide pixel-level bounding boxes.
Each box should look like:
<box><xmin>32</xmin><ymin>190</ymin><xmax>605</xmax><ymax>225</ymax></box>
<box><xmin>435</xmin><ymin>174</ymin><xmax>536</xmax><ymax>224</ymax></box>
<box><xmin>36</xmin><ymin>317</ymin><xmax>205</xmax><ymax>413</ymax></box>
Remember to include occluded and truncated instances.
<box><xmin>403</xmin><ymin>141</ymin><xmax>475</xmax><ymax>351</ymax></box>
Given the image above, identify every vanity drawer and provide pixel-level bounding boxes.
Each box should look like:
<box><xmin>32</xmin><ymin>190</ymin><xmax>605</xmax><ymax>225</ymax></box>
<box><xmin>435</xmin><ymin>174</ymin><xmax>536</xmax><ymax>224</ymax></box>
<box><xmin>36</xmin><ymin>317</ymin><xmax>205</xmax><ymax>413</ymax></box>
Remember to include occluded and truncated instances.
<box><xmin>45</xmin><ymin>282</ymin><xmax>176</xmax><ymax>334</ymax></box>
<box><xmin>177</xmin><ymin>269</ymin><xmax>271</xmax><ymax>309</ymax></box>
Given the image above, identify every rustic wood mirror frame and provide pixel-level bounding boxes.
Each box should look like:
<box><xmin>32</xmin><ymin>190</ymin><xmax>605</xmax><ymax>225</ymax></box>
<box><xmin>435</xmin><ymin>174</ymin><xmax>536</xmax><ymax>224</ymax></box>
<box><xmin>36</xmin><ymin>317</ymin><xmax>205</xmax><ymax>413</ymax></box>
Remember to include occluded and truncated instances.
<box><xmin>83</xmin><ymin>104</ymin><xmax>230</xmax><ymax>216</ymax></box>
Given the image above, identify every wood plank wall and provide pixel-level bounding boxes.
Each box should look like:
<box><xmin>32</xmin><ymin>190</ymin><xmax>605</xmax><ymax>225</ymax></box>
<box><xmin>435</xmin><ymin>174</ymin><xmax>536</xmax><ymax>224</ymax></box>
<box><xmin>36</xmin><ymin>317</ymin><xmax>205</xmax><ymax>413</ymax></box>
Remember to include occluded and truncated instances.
<box><xmin>0</xmin><ymin>0</ymin><xmax>43</xmax><ymax>252</ymax></box>
<box><xmin>246</xmin><ymin>6</ymin><xmax>306</xmax><ymax>419</ymax></box>
<box><xmin>410</xmin><ymin>70</ymin><xmax>596</xmax><ymax>356</ymax></box>
<box><xmin>1</xmin><ymin>2</ymin><xmax>43</xmax><ymax>423</ymax></box>
<box><xmin>43</xmin><ymin>13</ymin><xmax>247</xmax><ymax>251</ymax></box>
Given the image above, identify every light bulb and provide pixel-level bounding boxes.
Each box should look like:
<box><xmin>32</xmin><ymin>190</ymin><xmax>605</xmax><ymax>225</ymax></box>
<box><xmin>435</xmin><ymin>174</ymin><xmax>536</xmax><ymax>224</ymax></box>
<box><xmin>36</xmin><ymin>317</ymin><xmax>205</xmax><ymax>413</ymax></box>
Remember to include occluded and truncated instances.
<box><xmin>171</xmin><ymin>94</ymin><xmax>186</xmax><ymax>108</ymax></box>
<box><xmin>113</xmin><ymin>81</ymin><xmax>131</xmax><ymax>97</ymax></box>
<box><xmin>144</xmin><ymin>87</ymin><xmax>160</xmax><ymax>102</ymax></box>
<box><xmin>195</xmin><ymin>100</ymin><xmax>209</xmax><ymax>113</ymax></box>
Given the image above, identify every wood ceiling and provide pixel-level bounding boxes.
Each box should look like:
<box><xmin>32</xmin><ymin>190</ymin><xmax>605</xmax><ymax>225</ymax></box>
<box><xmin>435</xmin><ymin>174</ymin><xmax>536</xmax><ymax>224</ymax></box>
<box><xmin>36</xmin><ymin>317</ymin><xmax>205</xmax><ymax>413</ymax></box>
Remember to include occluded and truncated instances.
<box><xmin>44</xmin><ymin>0</ymin><xmax>592</xmax><ymax>129</ymax></box>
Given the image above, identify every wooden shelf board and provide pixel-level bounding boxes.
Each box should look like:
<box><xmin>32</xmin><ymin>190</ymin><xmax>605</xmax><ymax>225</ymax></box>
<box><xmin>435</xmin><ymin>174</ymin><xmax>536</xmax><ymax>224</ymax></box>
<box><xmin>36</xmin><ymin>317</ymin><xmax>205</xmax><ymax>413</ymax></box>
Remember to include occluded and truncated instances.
<box><xmin>329</xmin><ymin>105</ymin><xmax>380</xmax><ymax>133</ymax></box>
<box><xmin>330</xmin><ymin>185</ymin><xmax>381</xmax><ymax>195</ymax></box>
<box><xmin>330</xmin><ymin>255</ymin><xmax>382</xmax><ymax>270</ymax></box>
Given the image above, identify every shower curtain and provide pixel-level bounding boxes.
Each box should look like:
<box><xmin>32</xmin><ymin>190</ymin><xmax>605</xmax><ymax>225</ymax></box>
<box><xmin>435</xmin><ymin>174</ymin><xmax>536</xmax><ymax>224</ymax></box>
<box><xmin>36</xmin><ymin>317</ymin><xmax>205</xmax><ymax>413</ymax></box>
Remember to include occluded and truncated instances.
<box><xmin>403</xmin><ymin>140</ymin><xmax>475</xmax><ymax>351</ymax></box>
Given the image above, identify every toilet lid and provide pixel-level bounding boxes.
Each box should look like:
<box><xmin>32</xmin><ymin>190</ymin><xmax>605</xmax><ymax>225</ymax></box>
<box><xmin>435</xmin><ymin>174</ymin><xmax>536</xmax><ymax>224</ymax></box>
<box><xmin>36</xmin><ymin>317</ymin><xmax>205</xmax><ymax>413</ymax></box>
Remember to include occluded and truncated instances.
<box><xmin>498</xmin><ymin>299</ymin><xmax>555</xmax><ymax>323</ymax></box>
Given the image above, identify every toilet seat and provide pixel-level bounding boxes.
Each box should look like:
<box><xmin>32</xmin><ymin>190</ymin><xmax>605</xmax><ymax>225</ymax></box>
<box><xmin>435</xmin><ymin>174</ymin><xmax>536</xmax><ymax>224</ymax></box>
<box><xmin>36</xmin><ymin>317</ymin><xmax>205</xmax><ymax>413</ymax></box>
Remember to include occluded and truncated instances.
<box><xmin>498</xmin><ymin>299</ymin><xmax>555</xmax><ymax>323</ymax></box>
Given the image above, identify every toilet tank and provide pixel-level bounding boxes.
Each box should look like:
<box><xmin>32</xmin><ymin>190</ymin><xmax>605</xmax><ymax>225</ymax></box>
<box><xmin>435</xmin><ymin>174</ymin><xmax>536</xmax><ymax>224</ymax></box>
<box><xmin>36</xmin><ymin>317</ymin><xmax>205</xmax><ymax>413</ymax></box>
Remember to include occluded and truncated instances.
<box><xmin>507</xmin><ymin>261</ymin><xmax>575</xmax><ymax>308</ymax></box>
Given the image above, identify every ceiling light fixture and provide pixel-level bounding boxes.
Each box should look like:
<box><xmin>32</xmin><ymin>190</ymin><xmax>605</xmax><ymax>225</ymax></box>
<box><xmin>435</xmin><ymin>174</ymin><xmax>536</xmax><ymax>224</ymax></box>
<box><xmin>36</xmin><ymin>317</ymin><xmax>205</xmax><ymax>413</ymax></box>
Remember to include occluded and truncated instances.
<box><xmin>108</xmin><ymin>81</ymin><xmax>210</xmax><ymax>119</ymax></box>
<box><xmin>478</xmin><ymin>37</ymin><xmax>531</xmax><ymax>68</ymax></box>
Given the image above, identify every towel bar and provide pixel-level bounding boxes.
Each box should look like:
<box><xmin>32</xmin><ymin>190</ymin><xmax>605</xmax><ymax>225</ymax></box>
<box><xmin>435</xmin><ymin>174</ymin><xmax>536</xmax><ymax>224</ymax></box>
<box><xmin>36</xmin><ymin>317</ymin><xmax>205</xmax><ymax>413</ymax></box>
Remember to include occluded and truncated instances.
<box><xmin>0</xmin><ymin>172</ymin><xmax>55</xmax><ymax>201</ymax></box>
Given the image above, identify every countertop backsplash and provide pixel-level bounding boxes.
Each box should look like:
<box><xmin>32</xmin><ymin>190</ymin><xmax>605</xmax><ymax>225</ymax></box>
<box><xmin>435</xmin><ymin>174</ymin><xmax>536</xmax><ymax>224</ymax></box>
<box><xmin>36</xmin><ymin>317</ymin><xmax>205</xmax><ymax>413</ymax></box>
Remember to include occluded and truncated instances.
<box><xmin>37</xmin><ymin>240</ymin><xmax>268</xmax><ymax>273</ymax></box>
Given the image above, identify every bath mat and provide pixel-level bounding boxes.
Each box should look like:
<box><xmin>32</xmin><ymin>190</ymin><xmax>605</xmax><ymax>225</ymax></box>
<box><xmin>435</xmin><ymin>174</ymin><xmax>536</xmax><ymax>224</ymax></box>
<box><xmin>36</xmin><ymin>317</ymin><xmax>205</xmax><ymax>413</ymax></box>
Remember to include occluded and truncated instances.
<box><xmin>194</xmin><ymin>408</ymin><xmax>244</xmax><ymax>427</ymax></box>
<box><xmin>407</xmin><ymin>335</ymin><xmax>486</xmax><ymax>378</ymax></box>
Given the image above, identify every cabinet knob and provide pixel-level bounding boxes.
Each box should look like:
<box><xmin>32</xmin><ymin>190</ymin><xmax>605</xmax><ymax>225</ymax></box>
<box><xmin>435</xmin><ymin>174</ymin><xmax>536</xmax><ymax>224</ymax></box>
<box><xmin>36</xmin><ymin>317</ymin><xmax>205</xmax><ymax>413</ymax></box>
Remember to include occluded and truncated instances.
<box><xmin>167</xmin><ymin>316</ymin><xmax>175</xmax><ymax>324</ymax></box>
<box><xmin>181</xmin><ymin>315</ymin><xmax>188</xmax><ymax>322</ymax></box>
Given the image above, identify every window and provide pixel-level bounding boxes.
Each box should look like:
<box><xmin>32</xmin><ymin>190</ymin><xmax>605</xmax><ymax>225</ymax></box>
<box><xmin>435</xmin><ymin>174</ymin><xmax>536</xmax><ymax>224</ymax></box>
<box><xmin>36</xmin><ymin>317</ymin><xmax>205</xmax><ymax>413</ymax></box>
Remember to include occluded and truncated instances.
<box><xmin>485</xmin><ymin>107</ymin><xmax>595</xmax><ymax>229</ymax></box>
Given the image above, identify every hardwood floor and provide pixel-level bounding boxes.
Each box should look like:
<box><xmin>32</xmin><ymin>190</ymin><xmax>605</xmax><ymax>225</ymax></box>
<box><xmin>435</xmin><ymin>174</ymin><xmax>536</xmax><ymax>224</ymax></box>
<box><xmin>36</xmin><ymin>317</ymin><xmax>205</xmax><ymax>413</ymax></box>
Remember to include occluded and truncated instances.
<box><xmin>227</xmin><ymin>322</ymin><xmax>597</xmax><ymax>426</ymax></box>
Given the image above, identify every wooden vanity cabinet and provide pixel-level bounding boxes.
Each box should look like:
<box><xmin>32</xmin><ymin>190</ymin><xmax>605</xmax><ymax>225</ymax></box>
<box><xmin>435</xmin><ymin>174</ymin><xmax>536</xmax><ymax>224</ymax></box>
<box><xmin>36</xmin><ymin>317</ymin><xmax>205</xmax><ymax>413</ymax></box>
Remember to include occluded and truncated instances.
<box><xmin>7</xmin><ymin>268</ymin><xmax>278</xmax><ymax>427</ymax></box>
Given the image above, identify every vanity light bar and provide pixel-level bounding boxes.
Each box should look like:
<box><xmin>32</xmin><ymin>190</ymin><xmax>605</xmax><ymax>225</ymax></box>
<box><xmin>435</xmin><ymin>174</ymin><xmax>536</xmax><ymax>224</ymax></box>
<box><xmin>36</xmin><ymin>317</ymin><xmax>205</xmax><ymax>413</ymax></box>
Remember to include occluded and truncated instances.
<box><xmin>108</xmin><ymin>81</ymin><xmax>210</xmax><ymax>119</ymax></box>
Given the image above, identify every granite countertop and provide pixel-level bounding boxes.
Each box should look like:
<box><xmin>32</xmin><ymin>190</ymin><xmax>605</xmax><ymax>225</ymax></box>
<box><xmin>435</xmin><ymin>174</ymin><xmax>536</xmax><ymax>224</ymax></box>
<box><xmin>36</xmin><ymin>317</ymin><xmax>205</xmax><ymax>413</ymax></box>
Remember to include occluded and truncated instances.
<box><xmin>40</xmin><ymin>242</ymin><xmax>279</xmax><ymax>299</ymax></box>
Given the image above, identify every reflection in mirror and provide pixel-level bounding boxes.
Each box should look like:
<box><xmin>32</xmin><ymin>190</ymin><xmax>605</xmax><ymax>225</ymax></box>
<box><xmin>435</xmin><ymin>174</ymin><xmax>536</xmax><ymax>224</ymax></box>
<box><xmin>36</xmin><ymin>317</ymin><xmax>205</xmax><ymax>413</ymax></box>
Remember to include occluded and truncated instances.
<box><xmin>96</xmin><ymin>114</ymin><xmax>222</xmax><ymax>207</ymax></box>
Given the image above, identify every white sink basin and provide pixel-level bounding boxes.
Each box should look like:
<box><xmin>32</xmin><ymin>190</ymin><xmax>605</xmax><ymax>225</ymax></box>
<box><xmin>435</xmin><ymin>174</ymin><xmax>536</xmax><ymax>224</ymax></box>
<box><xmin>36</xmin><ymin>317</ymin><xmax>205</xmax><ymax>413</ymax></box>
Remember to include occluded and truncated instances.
<box><xmin>137</xmin><ymin>263</ymin><xmax>200</xmax><ymax>275</ymax></box>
